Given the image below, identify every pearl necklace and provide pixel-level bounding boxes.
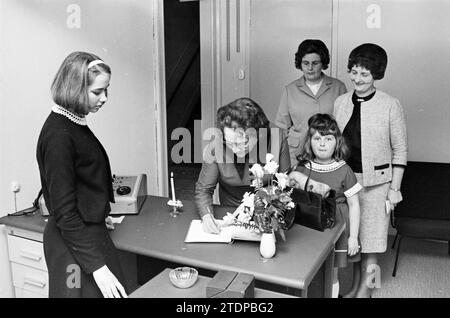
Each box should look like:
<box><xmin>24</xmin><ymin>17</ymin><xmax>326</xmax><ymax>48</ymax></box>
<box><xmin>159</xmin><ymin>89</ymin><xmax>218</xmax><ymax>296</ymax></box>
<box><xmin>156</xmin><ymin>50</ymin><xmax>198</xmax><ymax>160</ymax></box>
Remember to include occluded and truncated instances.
<box><xmin>52</xmin><ymin>105</ymin><xmax>87</xmax><ymax>126</ymax></box>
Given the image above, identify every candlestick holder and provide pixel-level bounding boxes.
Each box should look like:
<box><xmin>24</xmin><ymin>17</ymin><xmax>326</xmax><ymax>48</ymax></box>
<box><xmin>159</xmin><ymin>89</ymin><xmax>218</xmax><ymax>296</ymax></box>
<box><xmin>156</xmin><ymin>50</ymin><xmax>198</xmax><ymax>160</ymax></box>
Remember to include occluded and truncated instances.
<box><xmin>167</xmin><ymin>199</ymin><xmax>183</xmax><ymax>217</ymax></box>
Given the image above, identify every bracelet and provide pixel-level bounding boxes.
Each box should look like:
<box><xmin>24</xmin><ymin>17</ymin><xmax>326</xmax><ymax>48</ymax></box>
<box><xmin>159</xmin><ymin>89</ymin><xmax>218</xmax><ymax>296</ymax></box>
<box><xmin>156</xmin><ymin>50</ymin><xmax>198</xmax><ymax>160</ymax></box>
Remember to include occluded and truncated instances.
<box><xmin>390</xmin><ymin>187</ymin><xmax>401</xmax><ymax>192</ymax></box>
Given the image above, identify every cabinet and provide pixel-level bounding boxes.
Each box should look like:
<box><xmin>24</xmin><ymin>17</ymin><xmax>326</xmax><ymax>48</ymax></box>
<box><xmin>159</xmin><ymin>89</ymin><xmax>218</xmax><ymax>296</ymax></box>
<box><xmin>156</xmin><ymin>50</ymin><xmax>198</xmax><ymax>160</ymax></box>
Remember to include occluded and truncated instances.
<box><xmin>5</xmin><ymin>227</ymin><xmax>48</xmax><ymax>298</ymax></box>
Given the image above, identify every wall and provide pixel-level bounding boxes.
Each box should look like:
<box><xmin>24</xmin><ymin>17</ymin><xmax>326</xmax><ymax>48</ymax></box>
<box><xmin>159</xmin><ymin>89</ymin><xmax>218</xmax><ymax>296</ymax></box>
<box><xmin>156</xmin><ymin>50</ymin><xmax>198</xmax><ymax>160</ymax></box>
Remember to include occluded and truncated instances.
<box><xmin>249</xmin><ymin>0</ymin><xmax>334</xmax><ymax>122</ymax></box>
<box><xmin>200</xmin><ymin>0</ymin><xmax>335</xmax><ymax>135</ymax></box>
<box><xmin>0</xmin><ymin>0</ymin><xmax>164</xmax><ymax>297</ymax></box>
<box><xmin>202</xmin><ymin>0</ymin><xmax>450</xmax><ymax>164</ymax></box>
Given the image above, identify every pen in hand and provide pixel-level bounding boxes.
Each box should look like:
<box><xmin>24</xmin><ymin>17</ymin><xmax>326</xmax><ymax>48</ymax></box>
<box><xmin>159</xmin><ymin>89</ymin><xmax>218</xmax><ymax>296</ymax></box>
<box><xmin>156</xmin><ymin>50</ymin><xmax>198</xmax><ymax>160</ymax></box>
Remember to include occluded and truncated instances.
<box><xmin>203</xmin><ymin>206</ymin><xmax>220</xmax><ymax>234</ymax></box>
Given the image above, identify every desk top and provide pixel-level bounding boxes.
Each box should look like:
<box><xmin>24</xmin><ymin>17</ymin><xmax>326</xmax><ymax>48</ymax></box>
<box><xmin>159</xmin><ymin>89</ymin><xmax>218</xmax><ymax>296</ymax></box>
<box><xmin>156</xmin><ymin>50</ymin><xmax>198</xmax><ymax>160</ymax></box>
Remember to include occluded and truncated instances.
<box><xmin>0</xmin><ymin>195</ymin><xmax>344</xmax><ymax>290</ymax></box>
<box><xmin>129</xmin><ymin>268</ymin><xmax>297</xmax><ymax>298</ymax></box>
<box><xmin>109</xmin><ymin>196</ymin><xmax>344</xmax><ymax>290</ymax></box>
<box><xmin>0</xmin><ymin>210</ymin><xmax>47</xmax><ymax>234</ymax></box>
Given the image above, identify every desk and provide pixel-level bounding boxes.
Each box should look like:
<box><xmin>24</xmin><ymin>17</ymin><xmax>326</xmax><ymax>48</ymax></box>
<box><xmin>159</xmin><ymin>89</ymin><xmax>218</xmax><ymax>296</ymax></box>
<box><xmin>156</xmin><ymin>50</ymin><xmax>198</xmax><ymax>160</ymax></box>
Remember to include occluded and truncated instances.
<box><xmin>129</xmin><ymin>268</ymin><xmax>296</xmax><ymax>298</ymax></box>
<box><xmin>109</xmin><ymin>196</ymin><xmax>344</xmax><ymax>298</ymax></box>
<box><xmin>0</xmin><ymin>195</ymin><xmax>344</xmax><ymax>298</ymax></box>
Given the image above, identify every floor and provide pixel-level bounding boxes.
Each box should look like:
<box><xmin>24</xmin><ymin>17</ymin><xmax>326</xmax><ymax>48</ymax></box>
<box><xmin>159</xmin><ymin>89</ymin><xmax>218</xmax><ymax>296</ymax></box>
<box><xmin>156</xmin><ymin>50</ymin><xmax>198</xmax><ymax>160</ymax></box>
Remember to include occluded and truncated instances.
<box><xmin>359</xmin><ymin>237</ymin><xmax>449</xmax><ymax>298</ymax></box>
<box><xmin>169</xmin><ymin>163</ymin><xmax>450</xmax><ymax>298</ymax></box>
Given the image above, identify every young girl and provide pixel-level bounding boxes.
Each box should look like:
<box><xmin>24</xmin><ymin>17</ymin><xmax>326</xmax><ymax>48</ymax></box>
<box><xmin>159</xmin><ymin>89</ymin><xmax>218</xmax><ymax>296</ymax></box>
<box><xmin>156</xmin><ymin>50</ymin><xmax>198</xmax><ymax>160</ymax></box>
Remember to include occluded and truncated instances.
<box><xmin>37</xmin><ymin>52</ymin><xmax>127</xmax><ymax>298</ymax></box>
<box><xmin>295</xmin><ymin>113</ymin><xmax>361</xmax><ymax>298</ymax></box>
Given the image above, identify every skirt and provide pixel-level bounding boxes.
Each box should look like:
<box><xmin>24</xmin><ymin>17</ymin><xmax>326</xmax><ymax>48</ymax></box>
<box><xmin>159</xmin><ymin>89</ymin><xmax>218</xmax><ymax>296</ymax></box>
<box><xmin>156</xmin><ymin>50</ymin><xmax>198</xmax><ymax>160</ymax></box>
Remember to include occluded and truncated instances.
<box><xmin>355</xmin><ymin>174</ymin><xmax>390</xmax><ymax>253</ymax></box>
<box><xmin>44</xmin><ymin>216</ymin><xmax>126</xmax><ymax>298</ymax></box>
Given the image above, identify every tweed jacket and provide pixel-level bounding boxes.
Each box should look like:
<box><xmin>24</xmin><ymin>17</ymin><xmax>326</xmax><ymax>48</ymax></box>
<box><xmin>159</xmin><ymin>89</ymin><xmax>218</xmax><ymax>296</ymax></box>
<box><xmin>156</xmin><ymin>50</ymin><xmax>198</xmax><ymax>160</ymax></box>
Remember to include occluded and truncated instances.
<box><xmin>275</xmin><ymin>73</ymin><xmax>347</xmax><ymax>166</ymax></box>
<box><xmin>334</xmin><ymin>90</ymin><xmax>408</xmax><ymax>187</ymax></box>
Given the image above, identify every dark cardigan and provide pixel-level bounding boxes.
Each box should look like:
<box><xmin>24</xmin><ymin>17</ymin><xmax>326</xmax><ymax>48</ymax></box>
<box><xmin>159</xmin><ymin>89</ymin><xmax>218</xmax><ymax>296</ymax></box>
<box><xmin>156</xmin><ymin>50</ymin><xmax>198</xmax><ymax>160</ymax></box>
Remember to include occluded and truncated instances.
<box><xmin>36</xmin><ymin>111</ymin><xmax>115</xmax><ymax>274</ymax></box>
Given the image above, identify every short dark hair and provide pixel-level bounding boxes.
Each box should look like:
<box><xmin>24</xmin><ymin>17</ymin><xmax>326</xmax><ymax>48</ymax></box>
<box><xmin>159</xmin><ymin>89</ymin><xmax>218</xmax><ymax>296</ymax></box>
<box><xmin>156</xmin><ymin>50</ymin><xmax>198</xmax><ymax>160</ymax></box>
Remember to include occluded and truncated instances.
<box><xmin>295</xmin><ymin>39</ymin><xmax>330</xmax><ymax>70</ymax></box>
<box><xmin>216</xmin><ymin>97</ymin><xmax>270</xmax><ymax>132</ymax></box>
<box><xmin>51</xmin><ymin>51</ymin><xmax>111</xmax><ymax>115</ymax></box>
<box><xmin>297</xmin><ymin>113</ymin><xmax>349</xmax><ymax>163</ymax></box>
<box><xmin>347</xmin><ymin>43</ymin><xmax>387</xmax><ymax>80</ymax></box>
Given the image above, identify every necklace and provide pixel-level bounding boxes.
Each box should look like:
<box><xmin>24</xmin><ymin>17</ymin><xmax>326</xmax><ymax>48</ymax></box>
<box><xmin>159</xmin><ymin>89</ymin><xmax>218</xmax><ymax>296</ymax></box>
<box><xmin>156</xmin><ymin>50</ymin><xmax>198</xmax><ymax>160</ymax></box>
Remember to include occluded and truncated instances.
<box><xmin>52</xmin><ymin>105</ymin><xmax>87</xmax><ymax>126</ymax></box>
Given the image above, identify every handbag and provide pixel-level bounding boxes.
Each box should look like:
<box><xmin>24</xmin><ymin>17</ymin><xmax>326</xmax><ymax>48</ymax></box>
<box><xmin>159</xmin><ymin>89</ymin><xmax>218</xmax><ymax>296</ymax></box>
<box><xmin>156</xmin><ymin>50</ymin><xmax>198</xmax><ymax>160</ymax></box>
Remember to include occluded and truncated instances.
<box><xmin>290</xmin><ymin>163</ymin><xmax>336</xmax><ymax>232</ymax></box>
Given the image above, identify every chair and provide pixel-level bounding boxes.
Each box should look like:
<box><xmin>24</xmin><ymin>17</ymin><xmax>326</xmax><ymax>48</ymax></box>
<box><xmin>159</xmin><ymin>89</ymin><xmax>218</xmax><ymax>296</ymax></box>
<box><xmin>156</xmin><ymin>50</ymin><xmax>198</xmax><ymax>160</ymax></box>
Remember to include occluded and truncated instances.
<box><xmin>391</xmin><ymin>161</ymin><xmax>450</xmax><ymax>277</ymax></box>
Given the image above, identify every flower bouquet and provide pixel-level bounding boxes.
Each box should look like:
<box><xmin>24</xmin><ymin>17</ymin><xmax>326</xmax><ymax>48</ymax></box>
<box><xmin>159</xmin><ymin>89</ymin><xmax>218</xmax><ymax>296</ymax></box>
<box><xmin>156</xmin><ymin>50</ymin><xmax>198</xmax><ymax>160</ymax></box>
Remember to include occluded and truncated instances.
<box><xmin>221</xmin><ymin>154</ymin><xmax>296</xmax><ymax>243</ymax></box>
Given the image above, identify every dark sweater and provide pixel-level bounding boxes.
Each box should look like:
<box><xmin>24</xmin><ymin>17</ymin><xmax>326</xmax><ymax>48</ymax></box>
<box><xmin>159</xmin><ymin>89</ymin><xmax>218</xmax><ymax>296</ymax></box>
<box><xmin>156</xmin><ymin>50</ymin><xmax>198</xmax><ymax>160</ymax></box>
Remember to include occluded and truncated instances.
<box><xmin>36</xmin><ymin>111</ymin><xmax>114</xmax><ymax>273</ymax></box>
<box><xmin>195</xmin><ymin>131</ymin><xmax>291</xmax><ymax>218</ymax></box>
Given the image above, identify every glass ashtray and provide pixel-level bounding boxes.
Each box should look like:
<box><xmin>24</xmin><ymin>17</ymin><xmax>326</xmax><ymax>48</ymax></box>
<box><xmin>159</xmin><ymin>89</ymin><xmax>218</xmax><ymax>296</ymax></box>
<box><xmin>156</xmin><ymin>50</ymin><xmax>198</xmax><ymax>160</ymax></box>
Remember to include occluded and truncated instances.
<box><xmin>169</xmin><ymin>267</ymin><xmax>198</xmax><ymax>289</ymax></box>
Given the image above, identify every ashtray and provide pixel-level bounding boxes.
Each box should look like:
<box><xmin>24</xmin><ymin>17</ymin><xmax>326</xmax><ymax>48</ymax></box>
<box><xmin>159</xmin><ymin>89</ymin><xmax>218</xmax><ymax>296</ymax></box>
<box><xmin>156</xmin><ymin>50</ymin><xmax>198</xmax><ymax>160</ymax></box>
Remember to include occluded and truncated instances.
<box><xmin>169</xmin><ymin>267</ymin><xmax>198</xmax><ymax>289</ymax></box>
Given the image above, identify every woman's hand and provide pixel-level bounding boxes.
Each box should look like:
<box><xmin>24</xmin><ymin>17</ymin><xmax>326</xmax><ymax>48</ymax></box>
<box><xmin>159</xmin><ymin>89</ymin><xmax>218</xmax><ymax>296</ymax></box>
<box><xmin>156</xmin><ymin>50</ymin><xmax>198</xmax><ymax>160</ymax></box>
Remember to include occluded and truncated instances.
<box><xmin>93</xmin><ymin>265</ymin><xmax>127</xmax><ymax>298</ymax></box>
<box><xmin>387</xmin><ymin>189</ymin><xmax>403</xmax><ymax>210</ymax></box>
<box><xmin>347</xmin><ymin>236</ymin><xmax>359</xmax><ymax>256</ymax></box>
<box><xmin>288</xmin><ymin>171</ymin><xmax>331</xmax><ymax>197</ymax></box>
<box><xmin>201</xmin><ymin>213</ymin><xmax>220</xmax><ymax>234</ymax></box>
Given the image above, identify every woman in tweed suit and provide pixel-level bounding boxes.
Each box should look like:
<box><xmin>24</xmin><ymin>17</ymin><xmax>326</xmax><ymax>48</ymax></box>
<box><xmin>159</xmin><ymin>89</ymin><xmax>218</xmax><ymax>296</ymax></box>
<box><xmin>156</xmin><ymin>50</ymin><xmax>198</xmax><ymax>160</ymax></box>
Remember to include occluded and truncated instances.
<box><xmin>333</xmin><ymin>44</ymin><xmax>407</xmax><ymax>297</ymax></box>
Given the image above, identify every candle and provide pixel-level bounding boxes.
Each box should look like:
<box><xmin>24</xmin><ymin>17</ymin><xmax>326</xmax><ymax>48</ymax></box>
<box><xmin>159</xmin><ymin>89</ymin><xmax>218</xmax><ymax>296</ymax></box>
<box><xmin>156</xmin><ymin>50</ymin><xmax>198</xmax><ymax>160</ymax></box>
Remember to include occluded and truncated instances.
<box><xmin>170</xmin><ymin>172</ymin><xmax>176</xmax><ymax>202</ymax></box>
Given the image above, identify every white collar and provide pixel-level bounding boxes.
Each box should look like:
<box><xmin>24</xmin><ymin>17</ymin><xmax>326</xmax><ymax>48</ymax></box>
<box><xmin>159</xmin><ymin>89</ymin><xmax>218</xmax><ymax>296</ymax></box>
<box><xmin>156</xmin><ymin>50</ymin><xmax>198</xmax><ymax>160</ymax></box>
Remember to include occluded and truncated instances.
<box><xmin>52</xmin><ymin>105</ymin><xmax>87</xmax><ymax>126</ymax></box>
<box><xmin>306</xmin><ymin>160</ymin><xmax>346</xmax><ymax>173</ymax></box>
<box><xmin>306</xmin><ymin>78</ymin><xmax>323</xmax><ymax>87</ymax></box>
<box><xmin>306</xmin><ymin>79</ymin><xmax>323</xmax><ymax>96</ymax></box>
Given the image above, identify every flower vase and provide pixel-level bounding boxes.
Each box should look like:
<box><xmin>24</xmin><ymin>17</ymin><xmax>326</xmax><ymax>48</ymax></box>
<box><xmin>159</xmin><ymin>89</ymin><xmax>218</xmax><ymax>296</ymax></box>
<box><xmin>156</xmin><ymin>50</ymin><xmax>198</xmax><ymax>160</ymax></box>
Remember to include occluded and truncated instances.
<box><xmin>259</xmin><ymin>231</ymin><xmax>276</xmax><ymax>259</ymax></box>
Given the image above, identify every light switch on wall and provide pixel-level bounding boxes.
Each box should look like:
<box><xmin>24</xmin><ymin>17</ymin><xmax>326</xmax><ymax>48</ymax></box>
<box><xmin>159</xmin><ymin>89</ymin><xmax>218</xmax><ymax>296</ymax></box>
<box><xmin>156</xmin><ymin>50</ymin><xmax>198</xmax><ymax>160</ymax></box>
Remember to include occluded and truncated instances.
<box><xmin>10</xmin><ymin>181</ymin><xmax>20</xmax><ymax>193</ymax></box>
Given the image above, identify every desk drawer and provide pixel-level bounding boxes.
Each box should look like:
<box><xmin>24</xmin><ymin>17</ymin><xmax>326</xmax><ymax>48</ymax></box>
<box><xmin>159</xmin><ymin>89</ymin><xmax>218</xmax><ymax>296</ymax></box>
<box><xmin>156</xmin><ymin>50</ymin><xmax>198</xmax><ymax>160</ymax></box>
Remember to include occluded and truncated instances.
<box><xmin>11</xmin><ymin>263</ymin><xmax>48</xmax><ymax>297</ymax></box>
<box><xmin>7</xmin><ymin>234</ymin><xmax>47</xmax><ymax>271</ymax></box>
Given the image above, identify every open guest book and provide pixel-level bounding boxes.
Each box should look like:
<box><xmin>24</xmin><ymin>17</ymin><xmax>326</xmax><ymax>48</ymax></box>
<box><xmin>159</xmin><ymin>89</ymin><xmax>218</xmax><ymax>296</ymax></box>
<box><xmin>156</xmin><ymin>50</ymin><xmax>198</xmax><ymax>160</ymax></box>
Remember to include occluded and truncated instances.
<box><xmin>184</xmin><ymin>219</ymin><xmax>262</xmax><ymax>243</ymax></box>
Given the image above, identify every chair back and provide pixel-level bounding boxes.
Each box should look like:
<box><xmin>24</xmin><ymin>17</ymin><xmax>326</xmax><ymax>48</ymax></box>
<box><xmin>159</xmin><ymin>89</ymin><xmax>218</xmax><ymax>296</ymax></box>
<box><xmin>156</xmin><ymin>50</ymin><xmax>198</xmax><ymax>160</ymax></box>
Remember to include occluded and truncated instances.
<box><xmin>394</xmin><ymin>161</ymin><xmax>450</xmax><ymax>221</ymax></box>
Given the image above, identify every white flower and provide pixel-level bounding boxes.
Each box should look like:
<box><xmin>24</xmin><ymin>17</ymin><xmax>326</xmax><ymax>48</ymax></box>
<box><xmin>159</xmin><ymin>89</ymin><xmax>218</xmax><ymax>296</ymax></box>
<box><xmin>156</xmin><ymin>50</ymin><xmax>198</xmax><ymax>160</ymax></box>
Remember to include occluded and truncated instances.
<box><xmin>275</xmin><ymin>173</ymin><xmax>289</xmax><ymax>190</ymax></box>
<box><xmin>237</xmin><ymin>209</ymin><xmax>252</xmax><ymax>223</ymax></box>
<box><xmin>221</xmin><ymin>212</ymin><xmax>236</xmax><ymax>227</ymax></box>
<box><xmin>265</xmin><ymin>153</ymin><xmax>275</xmax><ymax>163</ymax></box>
<box><xmin>286</xmin><ymin>201</ymin><xmax>296</xmax><ymax>209</ymax></box>
<box><xmin>242</xmin><ymin>192</ymin><xmax>255</xmax><ymax>209</ymax></box>
<box><xmin>250</xmin><ymin>178</ymin><xmax>262</xmax><ymax>188</ymax></box>
<box><xmin>264</xmin><ymin>160</ymin><xmax>279</xmax><ymax>175</ymax></box>
<box><xmin>249</xmin><ymin>163</ymin><xmax>264</xmax><ymax>179</ymax></box>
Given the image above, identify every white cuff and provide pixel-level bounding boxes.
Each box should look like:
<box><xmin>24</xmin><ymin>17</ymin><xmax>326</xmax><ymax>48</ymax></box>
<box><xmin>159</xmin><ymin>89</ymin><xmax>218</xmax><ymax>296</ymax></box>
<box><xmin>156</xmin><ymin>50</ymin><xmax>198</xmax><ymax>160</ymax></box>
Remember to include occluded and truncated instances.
<box><xmin>344</xmin><ymin>183</ymin><xmax>362</xmax><ymax>198</ymax></box>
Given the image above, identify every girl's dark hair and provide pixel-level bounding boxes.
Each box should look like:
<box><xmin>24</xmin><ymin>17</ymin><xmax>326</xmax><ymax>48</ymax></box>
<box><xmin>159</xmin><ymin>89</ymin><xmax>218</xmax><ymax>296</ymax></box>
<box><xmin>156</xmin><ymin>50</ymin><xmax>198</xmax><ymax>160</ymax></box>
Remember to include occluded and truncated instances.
<box><xmin>347</xmin><ymin>43</ymin><xmax>387</xmax><ymax>80</ymax></box>
<box><xmin>295</xmin><ymin>39</ymin><xmax>330</xmax><ymax>70</ymax></box>
<box><xmin>51</xmin><ymin>51</ymin><xmax>111</xmax><ymax>115</ymax></box>
<box><xmin>297</xmin><ymin>113</ymin><xmax>349</xmax><ymax>163</ymax></box>
<box><xmin>216</xmin><ymin>97</ymin><xmax>270</xmax><ymax>132</ymax></box>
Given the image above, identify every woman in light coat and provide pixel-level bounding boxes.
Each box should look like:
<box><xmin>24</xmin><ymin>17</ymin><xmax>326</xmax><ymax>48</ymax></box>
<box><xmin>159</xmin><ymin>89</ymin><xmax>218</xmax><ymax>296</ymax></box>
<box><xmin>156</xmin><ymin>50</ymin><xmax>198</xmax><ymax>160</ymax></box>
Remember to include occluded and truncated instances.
<box><xmin>276</xmin><ymin>39</ymin><xmax>347</xmax><ymax>167</ymax></box>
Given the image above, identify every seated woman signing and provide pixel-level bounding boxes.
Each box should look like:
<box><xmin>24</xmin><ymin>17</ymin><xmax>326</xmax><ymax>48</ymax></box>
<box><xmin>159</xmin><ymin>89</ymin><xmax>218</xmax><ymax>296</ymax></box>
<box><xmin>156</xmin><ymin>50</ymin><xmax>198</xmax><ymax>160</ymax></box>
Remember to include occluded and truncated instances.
<box><xmin>195</xmin><ymin>97</ymin><xmax>331</xmax><ymax>233</ymax></box>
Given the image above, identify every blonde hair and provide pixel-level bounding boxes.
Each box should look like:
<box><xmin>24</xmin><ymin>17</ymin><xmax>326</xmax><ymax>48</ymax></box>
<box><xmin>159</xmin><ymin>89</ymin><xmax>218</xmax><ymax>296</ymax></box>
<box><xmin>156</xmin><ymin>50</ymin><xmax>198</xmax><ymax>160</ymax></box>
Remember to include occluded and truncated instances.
<box><xmin>51</xmin><ymin>51</ymin><xmax>111</xmax><ymax>115</ymax></box>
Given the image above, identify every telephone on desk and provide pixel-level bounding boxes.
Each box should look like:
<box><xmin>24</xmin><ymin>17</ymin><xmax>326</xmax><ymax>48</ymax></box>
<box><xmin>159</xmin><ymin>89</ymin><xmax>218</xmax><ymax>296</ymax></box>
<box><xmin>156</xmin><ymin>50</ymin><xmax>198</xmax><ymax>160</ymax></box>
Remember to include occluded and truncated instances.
<box><xmin>110</xmin><ymin>174</ymin><xmax>147</xmax><ymax>215</ymax></box>
<box><xmin>39</xmin><ymin>174</ymin><xmax>148</xmax><ymax>216</ymax></box>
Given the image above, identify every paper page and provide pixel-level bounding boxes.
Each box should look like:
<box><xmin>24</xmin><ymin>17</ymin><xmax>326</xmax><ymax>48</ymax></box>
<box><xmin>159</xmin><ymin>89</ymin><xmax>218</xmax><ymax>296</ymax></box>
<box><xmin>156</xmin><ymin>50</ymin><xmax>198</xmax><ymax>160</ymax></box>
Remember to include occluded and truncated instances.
<box><xmin>229</xmin><ymin>226</ymin><xmax>261</xmax><ymax>242</ymax></box>
<box><xmin>184</xmin><ymin>219</ymin><xmax>232</xmax><ymax>243</ymax></box>
<box><xmin>109</xmin><ymin>216</ymin><xmax>125</xmax><ymax>224</ymax></box>
<box><xmin>184</xmin><ymin>219</ymin><xmax>262</xmax><ymax>243</ymax></box>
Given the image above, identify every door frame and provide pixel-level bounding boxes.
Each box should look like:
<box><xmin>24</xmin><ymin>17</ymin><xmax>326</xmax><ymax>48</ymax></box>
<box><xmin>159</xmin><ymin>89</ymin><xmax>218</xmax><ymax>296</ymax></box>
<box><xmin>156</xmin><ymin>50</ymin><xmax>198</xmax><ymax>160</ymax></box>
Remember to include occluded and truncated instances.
<box><xmin>200</xmin><ymin>0</ymin><xmax>221</xmax><ymax>137</ymax></box>
<box><xmin>153</xmin><ymin>0</ymin><xmax>168</xmax><ymax>197</ymax></box>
